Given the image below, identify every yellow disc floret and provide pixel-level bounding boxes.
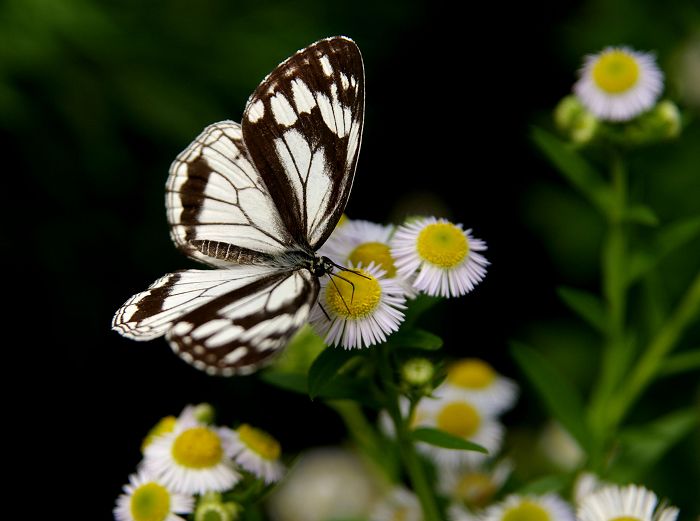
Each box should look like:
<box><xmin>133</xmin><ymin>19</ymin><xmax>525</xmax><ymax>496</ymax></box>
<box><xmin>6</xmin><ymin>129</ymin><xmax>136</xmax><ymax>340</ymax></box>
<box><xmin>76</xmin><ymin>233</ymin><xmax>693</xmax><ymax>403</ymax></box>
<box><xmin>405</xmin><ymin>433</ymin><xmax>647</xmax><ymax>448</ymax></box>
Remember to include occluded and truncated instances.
<box><xmin>592</xmin><ymin>50</ymin><xmax>640</xmax><ymax>94</ymax></box>
<box><xmin>130</xmin><ymin>482</ymin><xmax>171</xmax><ymax>521</ymax></box>
<box><xmin>237</xmin><ymin>424</ymin><xmax>281</xmax><ymax>461</ymax></box>
<box><xmin>171</xmin><ymin>427</ymin><xmax>223</xmax><ymax>469</ymax></box>
<box><xmin>447</xmin><ymin>359</ymin><xmax>496</xmax><ymax>389</ymax></box>
<box><xmin>502</xmin><ymin>501</ymin><xmax>552</xmax><ymax>521</ymax></box>
<box><xmin>348</xmin><ymin>242</ymin><xmax>397</xmax><ymax>277</ymax></box>
<box><xmin>416</xmin><ymin>222</ymin><xmax>468</xmax><ymax>268</ymax></box>
<box><xmin>436</xmin><ymin>402</ymin><xmax>481</xmax><ymax>438</ymax></box>
<box><xmin>610</xmin><ymin>518</ymin><xmax>642</xmax><ymax>521</ymax></box>
<box><xmin>456</xmin><ymin>472</ymin><xmax>497</xmax><ymax>507</ymax></box>
<box><xmin>325</xmin><ymin>269</ymin><xmax>381</xmax><ymax>319</ymax></box>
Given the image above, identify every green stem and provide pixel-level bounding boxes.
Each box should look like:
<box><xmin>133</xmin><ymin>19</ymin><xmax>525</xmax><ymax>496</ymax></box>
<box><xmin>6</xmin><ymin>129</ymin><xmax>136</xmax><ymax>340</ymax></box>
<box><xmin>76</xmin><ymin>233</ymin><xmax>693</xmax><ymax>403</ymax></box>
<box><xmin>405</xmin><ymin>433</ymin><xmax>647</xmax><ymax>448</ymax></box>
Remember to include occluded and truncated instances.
<box><xmin>376</xmin><ymin>344</ymin><xmax>441</xmax><ymax>521</ymax></box>
<box><xmin>607</xmin><ymin>271</ymin><xmax>700</xmax><ymax>428</ymax></box>
<box><xmin>327</xmin><ymin>400</ymin><xmax>398</xmax><ymax>480</ymax></box>
<box><xmin>588</xmin><ymin>152</ymin><xmax>629</xmax><ymax>452</ymax></box>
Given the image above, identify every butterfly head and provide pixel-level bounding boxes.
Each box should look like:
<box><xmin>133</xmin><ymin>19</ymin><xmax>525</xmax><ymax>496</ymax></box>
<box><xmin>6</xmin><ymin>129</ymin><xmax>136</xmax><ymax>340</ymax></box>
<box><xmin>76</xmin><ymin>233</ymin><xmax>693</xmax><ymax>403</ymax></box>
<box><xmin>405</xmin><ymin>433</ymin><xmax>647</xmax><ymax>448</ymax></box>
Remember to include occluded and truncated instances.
<box><xmin>311</xmin><ymin>255</ymin><xmax>336</xmax><ymax>277</ymax></box>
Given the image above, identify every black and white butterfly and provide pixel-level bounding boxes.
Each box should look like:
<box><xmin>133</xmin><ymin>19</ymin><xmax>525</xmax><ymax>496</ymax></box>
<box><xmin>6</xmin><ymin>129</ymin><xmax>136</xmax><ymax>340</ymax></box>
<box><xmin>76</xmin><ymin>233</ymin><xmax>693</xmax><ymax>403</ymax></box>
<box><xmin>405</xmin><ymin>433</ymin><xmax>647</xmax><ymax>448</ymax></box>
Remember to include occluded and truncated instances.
<box><xmin>112</xmin><ymin>36</ymin><xmax>364</xmax><ymax>376</ymax></box>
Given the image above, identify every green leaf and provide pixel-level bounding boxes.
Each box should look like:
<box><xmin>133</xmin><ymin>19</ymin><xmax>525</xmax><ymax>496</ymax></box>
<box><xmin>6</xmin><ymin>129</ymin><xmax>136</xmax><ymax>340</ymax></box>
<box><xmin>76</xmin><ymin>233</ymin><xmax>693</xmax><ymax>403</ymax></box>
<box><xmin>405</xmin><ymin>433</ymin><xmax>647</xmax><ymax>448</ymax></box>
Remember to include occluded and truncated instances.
<box><xmin>261</xmin><ymin>370</ymin><xmax>381</xmax><ymax>408</ymax></box>
<box><xmin>658</xmin><ymin>349</ymin><xmax>700</xmax><ymax>378</ymax></box>
<box><xmin>387</xmin><ymin>328</ymin><xmax>443</xmax><ymax>350</ymax></box>
<box><xmin>402</xmin><ymin>294</ymin><xmax>442</xmax><ymax>327</ymax></box>
<box><xmin>627</xmin><ymin>215</ymin><xmax>700</xmax><ymax>285</ymax></box>
<box><xmin>517</xmin><ymin>474</ymin><xmax>572</xmax><ymax>494</ymax></box>
<box><xmin>622</xmin><ymin>204</ymin><xmax>659</xmax><ymax>226</ymax></box>
<box><xmin>260</xmin><ymin>371</ymin><xmax>308</xmax><ymax>394</ymax></box>
<box><xmin>531</xmin><ymin>127</ymin><xmax>613</xmax><ymax>215</ymax></box>
<box><xmin>610</xmin><ymin>408</ymin><xmax>698</xmax><ymax>482</ymax></box>
<box><xmin>510</xmin><ymin>342</ymin><xmax>592</xmax><ymax>451</ymax></box>
<box><xmin>411</xmin><ymin>427</ymin><xmax>488</xmax><ymax>453</ymax></box>
<box><xmin>557</xmin><ymin>286</ymin><xmax>607</xmax><ymax>333</ymax></box>
<box><xmin>307</xmin><ymin>346</ymin><xmax>358</xmax><ymax>399</ymax></box>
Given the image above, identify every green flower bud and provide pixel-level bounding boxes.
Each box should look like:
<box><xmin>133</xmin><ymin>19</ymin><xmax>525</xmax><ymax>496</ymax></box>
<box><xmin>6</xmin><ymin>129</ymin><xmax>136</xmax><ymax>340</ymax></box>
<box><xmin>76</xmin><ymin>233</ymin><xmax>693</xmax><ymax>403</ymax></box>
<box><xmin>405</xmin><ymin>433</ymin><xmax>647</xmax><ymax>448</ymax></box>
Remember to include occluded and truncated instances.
<box><xmin>623</xmin><ymin>100</ymin><xmax>682</xmax><ymax>145</ymax></box>
<box><xmin>554</xmin><ymin>95</ymin><xmax>599</xmax><ymax>145</ymax></box>
<box><xmin>401</xmin><ymin>357</ymin><xmax>435</xmax><ymax>387</ymax></box>
<box><xmin>194</xmin><ymin>498</ymin><xmax>241</xmax><ymax>521</ymax></box>
<box><xmin>192</xmin><ymin>403</ymin><xmax>216</xmax><ymax>424</ymax></box>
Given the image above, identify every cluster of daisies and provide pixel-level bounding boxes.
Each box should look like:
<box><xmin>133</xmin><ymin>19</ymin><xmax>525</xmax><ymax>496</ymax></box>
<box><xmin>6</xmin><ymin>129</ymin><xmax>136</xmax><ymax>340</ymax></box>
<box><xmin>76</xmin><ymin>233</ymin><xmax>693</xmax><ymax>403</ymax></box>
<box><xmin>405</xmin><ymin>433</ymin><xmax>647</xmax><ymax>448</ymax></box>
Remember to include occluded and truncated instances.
<box><xmin>311</xmin><ymin>216</ymin><xmax>489</xmax><ymax>349</ymax></box>
<box><xmin>370</xmin><ymin>359</ymin><xmax>682</xmax><ymax>521</ymax></box>
<box><xmin>114</xmin><ymin>404</ymin><xmax>284</xmax><ymax>521</ymax></box>
<box><xmin>555</xmin><ymin>46</ymin><xmax>680</xmax><ymax>144</ymax></box>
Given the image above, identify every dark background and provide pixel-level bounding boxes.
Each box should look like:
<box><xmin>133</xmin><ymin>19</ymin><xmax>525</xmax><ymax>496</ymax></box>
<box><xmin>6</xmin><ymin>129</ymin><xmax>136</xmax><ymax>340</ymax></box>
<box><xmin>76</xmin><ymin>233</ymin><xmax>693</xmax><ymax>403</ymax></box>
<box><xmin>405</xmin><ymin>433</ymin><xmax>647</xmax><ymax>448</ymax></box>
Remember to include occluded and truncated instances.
<box><xmin>4</xmin><ymin>0</ymin><xmax>698</xmax><ymax>518</ymax></box>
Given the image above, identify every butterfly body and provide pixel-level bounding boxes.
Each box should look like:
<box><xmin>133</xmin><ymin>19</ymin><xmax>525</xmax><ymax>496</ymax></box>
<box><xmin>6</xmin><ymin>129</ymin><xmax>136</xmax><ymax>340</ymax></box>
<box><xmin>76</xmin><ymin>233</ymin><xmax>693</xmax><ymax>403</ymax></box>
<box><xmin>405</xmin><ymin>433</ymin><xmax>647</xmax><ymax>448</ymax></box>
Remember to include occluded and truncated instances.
<box><xmin>113</xmin><ymin>37</ymin><xmax>364</xmax><ymax>376</ymax></box>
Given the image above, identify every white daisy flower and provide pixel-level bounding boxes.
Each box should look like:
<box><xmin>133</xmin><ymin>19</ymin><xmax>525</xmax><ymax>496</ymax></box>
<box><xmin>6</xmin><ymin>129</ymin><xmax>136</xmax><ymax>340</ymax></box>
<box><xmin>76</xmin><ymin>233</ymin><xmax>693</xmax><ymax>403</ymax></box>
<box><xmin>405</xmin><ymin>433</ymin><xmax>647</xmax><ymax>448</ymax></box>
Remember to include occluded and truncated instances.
<box><xmin>434</xmin><ymin>358</ymin><xmax>518</xmax><ymax>415</ymax></box>
<box><xmin>574</xmin><ymin>46</ymin><xmax>663</xmax><ymax>121</ymax></box>
<box><xmin>481</xmin><ymin>494</ymin><xmax>575</xmax><ymax>521</ymax></box>
<box><xmin>310</xmin><ymin>263</ymin><xmax>406</xmax><ymax>349</ymax></box>
<box><xmin>391</xmin><ymin>217</ymin><xmax>488</xmax><ymax>298</ymax></box>
<box><xmin>229</xmin><ymin>423</ymin><xmax>285</xmax><ymax>484</ymax></box>
<box><xmin>142</xmin><ymin>415</ymin><xmax>241</xmax><ymax>495</ymax></box>
<box><xmin>573</xmin><ymin>472</ymin><xmax>604</xmax><ymax>505</ymax></box>
<box><xmin>114</xmin><ymin>470</ymin><xmax>194</xmax><ymax>521</ymax></box>
<box><xmin>370</xmin><ymin>487</ymin><xmax>422</xmax><ymax>521</ymax></box>
<box><xmin>448</xmin><ymin>503</ymin><xmax>479</xmax><ymax>521</ymax></box>
<box><xmin>577</xmin><ymin>484</ymin><xmax>679</xmax><ymax>521</ymax></box>
<box><xmin>415</xmin><ymin>395</ymin><xmax>503</xmax><ymax>468</ymax></box>
<box><xmin>320</xmin><ymin>219</ymin><xmax>417</xmax><ymax>298</ymax></box>
<box><xmin>438</xmin><ymin>459</ymin><xmax>512</xmax><ymax>510</ymax></box>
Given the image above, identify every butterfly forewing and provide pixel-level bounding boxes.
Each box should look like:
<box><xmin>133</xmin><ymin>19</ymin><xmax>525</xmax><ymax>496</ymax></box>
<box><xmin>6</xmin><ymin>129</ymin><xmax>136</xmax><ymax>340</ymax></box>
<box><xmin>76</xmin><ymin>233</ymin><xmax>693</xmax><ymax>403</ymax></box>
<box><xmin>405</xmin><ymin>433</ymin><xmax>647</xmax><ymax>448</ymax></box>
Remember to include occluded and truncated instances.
<box><xmin>242</xmin><ymin>36</ymin><xmax>365</xmax><ymax>250</ymax></box>
<box><xmin>166</xmin><ymin>121</ymin><xmax>294</xmax><ymax>267</ymax></box>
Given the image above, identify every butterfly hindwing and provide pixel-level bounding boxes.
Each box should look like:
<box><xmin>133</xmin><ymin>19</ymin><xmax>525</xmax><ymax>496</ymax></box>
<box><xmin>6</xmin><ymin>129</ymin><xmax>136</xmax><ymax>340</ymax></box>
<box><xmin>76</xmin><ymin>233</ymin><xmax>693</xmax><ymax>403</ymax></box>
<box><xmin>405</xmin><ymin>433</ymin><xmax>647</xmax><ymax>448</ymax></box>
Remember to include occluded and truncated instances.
<box><xmin>242</xmin><ymin>36</ymin><xmax>365</xmax><ymax>250</ymax></box>
<box><xmin>167</xmin><ymin>269</ymin><xmax>319</xmax><ymax>375</ymax></box>
<box><xmin>166</xmin><ymin>121</ymin><xmax>294</xmax><ymax>267</ymax></box>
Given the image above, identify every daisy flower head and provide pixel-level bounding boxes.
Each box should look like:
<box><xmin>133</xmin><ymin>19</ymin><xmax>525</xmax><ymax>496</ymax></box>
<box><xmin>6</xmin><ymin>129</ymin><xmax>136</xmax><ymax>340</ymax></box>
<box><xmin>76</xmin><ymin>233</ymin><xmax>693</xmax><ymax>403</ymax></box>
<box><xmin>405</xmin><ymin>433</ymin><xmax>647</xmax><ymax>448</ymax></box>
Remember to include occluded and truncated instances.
<box><xmin>415</xmin><ymin>394</ymin><xmax>503</xmax><ymax>468</ymax></box>
<box><xmin>370</xmin><ymin>487</ymin><xmax>422</xmax><ymax>521</ymax></box>
<box><xmin>481</xmin><ymin>494</ymin><xmax>575</xmax><ymax>521</ymax></box>
<box><xmin>230</xmin><ymin>423</ymin><xmax>285</xmax><ymax>484</ymax></box>
<box><xmin>574</xmin><ymin>46</ymin><xmax>663</xmax><ymax>121</ymax></box>
<box><xmin>577</xmin><ymin>484</ymin><xmax>679</xmax><ymax>521</ymax></box>
<box><xmin>438</xmin><ymin>459</ymin><xmax>513</xmax><ymax>510</ymax></box>
<box><xmin>310</xmin><ymin>263</ymin><xmax>406</xmax><ymax>349</ymax></box>
<box><xmin>114</xmin><ymin>470</ymin><xmax>194</xmax><ymax>521</ymax></box>
<box><xmin>320</xmin><ymin>219</ymin><xmax>417</xmax><ymax>298</ymax></box>
<box><xmin>391</xmin><ymin>217</ymin><xmax>488</xmax><ymax>298</ymax></box>
<box><xmin>435</xmin><ymin>358</ymin><xmax>518</xmax><ymax>415</ymax></box>
<box><xmin>142</xmin><ymin>414</ymin><xmax>241</xmax><ymax>495</ymax></box>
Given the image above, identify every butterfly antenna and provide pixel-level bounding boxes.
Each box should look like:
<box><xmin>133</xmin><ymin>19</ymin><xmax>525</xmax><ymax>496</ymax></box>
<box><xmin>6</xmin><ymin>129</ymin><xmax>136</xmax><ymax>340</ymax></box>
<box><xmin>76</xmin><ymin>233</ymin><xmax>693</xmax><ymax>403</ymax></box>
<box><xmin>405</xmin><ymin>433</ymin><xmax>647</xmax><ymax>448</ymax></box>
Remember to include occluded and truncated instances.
<box><xmin>317</xmin><ymin>302</ymin><xmax>331</xmax><ymax>322</ymax></box>
<box><xmin>328</xmin><ymin>272</ymin><xmax>353</xmax><ymax>313</ymax></box>
<box><xmin>327</xmin><ymin>258</ymin><xmax>371</xmax><ymax>280</ymax></box>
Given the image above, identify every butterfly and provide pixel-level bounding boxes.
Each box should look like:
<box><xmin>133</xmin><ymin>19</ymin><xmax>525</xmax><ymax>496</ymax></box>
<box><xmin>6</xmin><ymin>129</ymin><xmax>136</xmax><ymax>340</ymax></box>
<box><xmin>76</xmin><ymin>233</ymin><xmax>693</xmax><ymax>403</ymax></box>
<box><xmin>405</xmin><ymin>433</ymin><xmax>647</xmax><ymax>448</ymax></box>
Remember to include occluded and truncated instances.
<box><xmin>112</xmin><ymin>36</ymin><xmax>364</xmax><ymax>376</ymax></box>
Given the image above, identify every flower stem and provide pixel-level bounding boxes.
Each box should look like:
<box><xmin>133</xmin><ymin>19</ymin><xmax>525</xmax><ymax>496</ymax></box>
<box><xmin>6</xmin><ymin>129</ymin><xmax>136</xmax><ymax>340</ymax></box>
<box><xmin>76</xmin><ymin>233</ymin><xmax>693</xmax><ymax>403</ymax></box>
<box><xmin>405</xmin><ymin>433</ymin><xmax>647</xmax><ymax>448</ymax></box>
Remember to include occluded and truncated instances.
<box><xmin>376</xmin><ymin>343</ymin><xmax>441</xmax><ymax>521</ymax></box>
<box><xmin>607</xmin><ymin>270</ymin><xmax>700</xmax><ymax>428</ymax></box>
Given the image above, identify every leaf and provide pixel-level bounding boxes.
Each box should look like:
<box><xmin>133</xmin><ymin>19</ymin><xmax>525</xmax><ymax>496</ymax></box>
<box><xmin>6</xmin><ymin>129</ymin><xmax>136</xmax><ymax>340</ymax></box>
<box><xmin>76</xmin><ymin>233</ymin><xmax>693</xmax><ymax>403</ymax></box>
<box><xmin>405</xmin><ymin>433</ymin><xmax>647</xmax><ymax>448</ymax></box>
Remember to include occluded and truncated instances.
<box><xmin>622</xmin><ymin>204</ymin><xmax>659</xmax><ymax>226</ymax></box>
<box><xmin>307</xmin><ymin>347</ymin><xmax>358</xmax><ymax>399</ymax></box>
<box><xmin>517</xmin><ymin>474</ymin><xmax>572</xmax><ymax>494</ymax></box>
<box><xmin>610</xmin><ymin>409</ymin><xmax>698</xmax><ymax>482</ymax></box>
<box><xmin>658</xmin><ymin>349</ymin><xmax>700</xmax><ymax>378</ymax></box>
<box><xmin>531</xmin><ymin>127</ymin><xmax>613</xmax><ymax>215</ymax></box>
<box><xmin>387</xmin><ymin>328</ymin><xmax>443</xmax><ymax>350</ymax></box>
<box><xmin>510</xmin><ymin>342</ymin><xmax>592</xmax><ymax>451</ymax></box>
<box><xmin>402</xmin><ymin>294</ymin><xmax>442</xmax><ymax>327</ymax></box>
<box><xmin>411</xmin><ymin>427</ymin><xmax>488</xmax><ymax>453</ymax></box>
<box><xmin>626</xmin><ymin>215</ymin><xmax>700</xmax><ymax>285</ymax></box>
<box><xmin>261</xmin><ymin>370</ymin><xmax>381</xmax><ymax>408</ymax></box>
<box><xmin>557</xmin><ymin>286</ymin><xmax>607</xmax><ymax>333</ymax></box>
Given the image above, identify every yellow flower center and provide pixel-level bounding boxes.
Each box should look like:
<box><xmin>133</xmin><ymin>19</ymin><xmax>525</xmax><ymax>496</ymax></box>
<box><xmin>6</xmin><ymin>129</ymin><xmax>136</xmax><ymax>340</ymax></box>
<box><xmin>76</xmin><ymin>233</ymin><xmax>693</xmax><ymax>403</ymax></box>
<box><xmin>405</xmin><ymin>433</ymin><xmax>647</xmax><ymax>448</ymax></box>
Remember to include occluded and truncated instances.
<box><xmin>447</xmin><ymin>359</ymin><xmax>496</xmax><ymax>389</ymax></box>
<box><xmin>130</xmin><ymin>482</ymin><xmax>171</xmax><ymax>521</ymax></box>
<box><xmin>610</xmin><ymin>518</ymin><xmax>642</xmax><ymax>521</ymax></box>
<box><xmin>141</xmin><ymin>416</ymin><xmax>177</xmax><ymax>453</ymax></box>
<box><xmin>416</xmin><ymin>222</ymin><xmax>468</xmax><ymax>268</ymax></box>
<box><xmin>436</xmin><ymin>402</ymin><xmax>481</xmax><ymax>438</ymax></box>
<box><xmin>237</xmin><ymin>424</ymin><xmax>281</xmax><ymax>461</ymax></box>
<box><xmin>502</xmin><ymin>501</ymin><xmax>552</xmax><ymax>521</ymax></box>
<box><xmin>348</xmin><ymin>242</ymin><xmax>397</xmax><ymax>277</ymax></box>
<box><xmin>592</xmin><ymin>50</ymin><xmax>640</xmax><ymax>94</ymax></box>
<box><xmin>455</xmin><ymin>472</ymin><xmax>496</xmax><ymax>507</ymax></box>
<box><xmin>325</xmin><ymin>269</ymin><xmax>381</xmax><ymax>319</ymax></box>
<box><xmin>171</xmin><ymin>427</ymin><xmax>223</xmax><ymax>468</ymax></box>
<box><xmin>392</xmin><ymin>507</ymin><xmax>410</xmax><ymax>521</ymax></box>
